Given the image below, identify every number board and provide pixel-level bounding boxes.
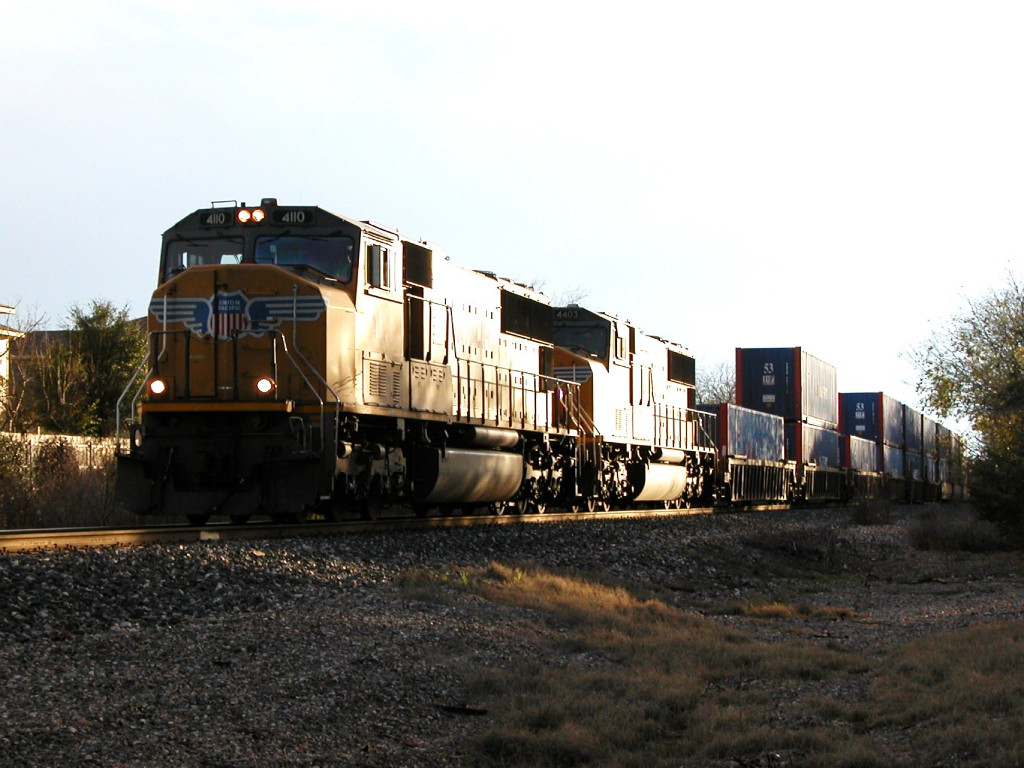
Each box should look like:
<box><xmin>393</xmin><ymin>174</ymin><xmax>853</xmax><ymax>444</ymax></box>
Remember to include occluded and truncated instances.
<box><xmin>196</xmin><ymin>209</ymin><xmax>232</xmax><ymax>227</ymax></box>
<box><xmin>272</xmin><ymin>208</ymin><xmax>316</xmax><ymax>225</ymax></box>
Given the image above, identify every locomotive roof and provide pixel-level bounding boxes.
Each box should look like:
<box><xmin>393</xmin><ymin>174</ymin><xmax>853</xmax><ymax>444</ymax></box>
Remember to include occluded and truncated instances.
<box><xmin>556</xmin><ymin>304</ymin><xmax>691</xmax><ymax>356</ymax></box>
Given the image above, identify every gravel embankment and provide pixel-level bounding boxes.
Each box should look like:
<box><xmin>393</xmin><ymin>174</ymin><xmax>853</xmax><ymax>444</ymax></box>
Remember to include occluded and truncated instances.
<box><xmin>1</xmin><ymin>507</ymin><xmax>1021</xmax><ymax>767</ymax></box>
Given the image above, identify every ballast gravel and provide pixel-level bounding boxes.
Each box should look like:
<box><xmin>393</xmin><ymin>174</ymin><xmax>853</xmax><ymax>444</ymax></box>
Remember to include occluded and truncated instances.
<box><xmin>1</xmin><ymin>507</ymin><xmax>1022</xmax><ymax>767</ymax></box>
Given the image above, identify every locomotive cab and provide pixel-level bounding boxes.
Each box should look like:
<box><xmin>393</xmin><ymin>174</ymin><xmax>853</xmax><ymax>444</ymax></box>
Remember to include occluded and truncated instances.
<box><xmin>118</xmin><ymin>200</ymin><xmax>374</xmax><ymax>522</ymax></box>
<box><xmin>552</xmin><ymin>306</ymin><xmax>714</xmax><ymax>507</ymax></box>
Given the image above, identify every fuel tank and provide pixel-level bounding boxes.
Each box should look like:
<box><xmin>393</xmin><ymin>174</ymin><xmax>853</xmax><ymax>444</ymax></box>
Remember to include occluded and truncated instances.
<box><xmin>412</xmin><ymin>447</ymin><xmax>523</xmax><ymax>503</ymax></box>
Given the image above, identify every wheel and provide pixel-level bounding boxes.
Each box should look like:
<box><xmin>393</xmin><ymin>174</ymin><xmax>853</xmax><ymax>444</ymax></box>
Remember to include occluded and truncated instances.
<box><xmin>229</xmin><ymin>514</ymin><xmax>250</xmax><ymax>525</ymax></box>
<box><xmin>186</xmin><ymin>514</ymin><xmax>210</xmax><ymax>526</ymax></box>
<box><xmin>512</xmin><ymin>499</ymin><xmax>546</xmax><ymax>515</ymax></box>
<box><xmin>358</xmin><ymin>496</ymin><xmax>383</xmax><ymax>521</ymax></box>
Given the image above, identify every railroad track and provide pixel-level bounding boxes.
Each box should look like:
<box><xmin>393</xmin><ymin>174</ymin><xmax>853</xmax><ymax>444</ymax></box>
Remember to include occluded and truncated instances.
<box><xmin>0</xmin><ymin>505</ymin><xmax>720</xmax><ymax>553</ymax></box>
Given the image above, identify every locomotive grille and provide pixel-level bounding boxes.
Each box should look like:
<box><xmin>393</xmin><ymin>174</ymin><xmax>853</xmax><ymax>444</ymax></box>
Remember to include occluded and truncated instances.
<box><xmin>554</xmin><ymin>365</ymin><xmax>592</xmax><ymax>383</ymax></box>
<box><xmin>365</xmin><ymin>359</ymin><xmax>401</xmax><ymax>407</ymax></box>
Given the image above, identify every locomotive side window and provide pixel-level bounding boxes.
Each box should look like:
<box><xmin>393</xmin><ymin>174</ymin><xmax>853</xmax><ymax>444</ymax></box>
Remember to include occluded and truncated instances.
<box><xmin>255</xmin><ymin>235</ymin><xmax>355</xmax><ymax>281</ymax></box>
<box><xmin>667</xmin><ymin>350</ymin><xmax>696</xmax><ymax>385</ymax></box>
<box><xmin>162</xmin><ymin>238</ymin><xmax>243</xmax><ymax>282</ymax></box>
<box><xmin>615</xmin><ymin>331</ymin><xmax>628</xmax><ymax>360</ymax></box>
<box><xmin>366</xmin><ymin>244</ymin><xmax>393</xmax><ymax>290</ymax></box>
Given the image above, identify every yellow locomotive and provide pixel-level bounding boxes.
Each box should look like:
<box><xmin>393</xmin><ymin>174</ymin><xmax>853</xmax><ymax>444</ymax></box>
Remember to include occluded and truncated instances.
<box><xmin>116</xmin><ymin>199</ymin><xmax>715</xmax><ymax>522</ymax></box>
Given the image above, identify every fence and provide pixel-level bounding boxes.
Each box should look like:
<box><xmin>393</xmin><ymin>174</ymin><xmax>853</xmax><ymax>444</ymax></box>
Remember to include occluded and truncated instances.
<box><xmin>0</xmin><ymin>432</ymin><xmax>129</xmax><ymax>530</ymax></box>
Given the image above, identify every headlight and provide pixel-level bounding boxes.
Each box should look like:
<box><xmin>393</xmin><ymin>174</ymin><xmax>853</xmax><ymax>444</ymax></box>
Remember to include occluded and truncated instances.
<box><xmin>256</xmin><ymin>377</ymin><xmax>276</xmax><ymax>394</ymax></box>
<box><xmin>149</xmin><ymin>378</ymin><xmax>167</xmax><ymax>396</ymax></box>
<box><xmin>236</xmin><ymin>207</ymin><xmax>266</xmax><ymax>225</ymax></box>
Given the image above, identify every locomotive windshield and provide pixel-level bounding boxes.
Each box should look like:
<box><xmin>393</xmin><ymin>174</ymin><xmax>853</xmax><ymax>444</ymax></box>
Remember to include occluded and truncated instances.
<box><xmin>163</xmin><ymin>238</ymin><xmax>244</xmax><ymax>282</ymax></box>
<box><xmin>552</xmin><ymin>321</ymin><xmax>610</xmax><ymax>360</ymax></box>
<box><xmin>255</xmin><ymin>235</ymin><xmax>356</xmax><ymax>282</ymax></box>
<box><xmin>161</xmin><ymin>235</ymin><xmax>357</xmax><ymax>284</ymax></box>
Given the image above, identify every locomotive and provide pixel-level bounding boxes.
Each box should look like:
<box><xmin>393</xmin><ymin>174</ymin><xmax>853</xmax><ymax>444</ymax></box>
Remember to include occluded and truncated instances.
<box><xmin>116</xmin><ymin>199</ymin><xmax>964</xmax><ymax>524</ymax></box>
<box><xmin>116</xmin><ymin>199</ymin><xmax>715</xmax><ymax>523</ymax></box>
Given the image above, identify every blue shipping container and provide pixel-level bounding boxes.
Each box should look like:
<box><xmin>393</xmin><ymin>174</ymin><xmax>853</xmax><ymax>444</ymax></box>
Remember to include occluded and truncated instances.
<box><xmin>923</xmin><ymin>417</ymin><xmax>938</xmax><ymax>458</ymax></box>
<box><xmin>842</xmin><ymin>434</ymin><xmax>879</xmax><ymax>472</ymax></box>
<box><xmin>905</xmin><ymin>451</ymin><xmax>924</xmax><ymax>482</ymax></box>
<box><xmin>736</xmin><ymin>347</ymin><xmax>838</xmax><ymax>428</ymax></box>
<box><xmin>785</xmin><ymin>423</ymin><xmax>841</xmax><ymax>467</ymax></box>
<box><xmin>716</xmin><ymin>403</ymin><xmax>785</xmax><ymax>462</ymax></box>
<box><xmin>883</xmin><ymin>445</ymin><xmax>905</xmax><ymax>478</ymax></box>
<box><xmin>904</xmin><ymin>406</ymin><xmax>923</xmax><ymax>454</ymax></box>
<box><xmin>839</xmin><ymin>392</ymin><xmax>904</xmax><ymax>447</ymax></box>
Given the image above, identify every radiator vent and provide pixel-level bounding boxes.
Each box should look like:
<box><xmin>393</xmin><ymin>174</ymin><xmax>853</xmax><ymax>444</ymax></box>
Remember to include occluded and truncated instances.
<box><xmin>364</xmin><ymin>359</ymin><xmax>401</xmax><ymax>407</ymax></box>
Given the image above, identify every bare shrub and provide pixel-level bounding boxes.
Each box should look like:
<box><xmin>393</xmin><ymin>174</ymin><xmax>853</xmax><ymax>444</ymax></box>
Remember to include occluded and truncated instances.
<box><xmin>0</xmin><ymin>433</ymin><xmax>123</xmax><ymax>529</ymax></box>
<box><xmin>0</xmin><ymin>434</ymin><xmax>36</xmax><ymax>528</ymax></box>
<box><xmin>851</xmin><ymin>495</ymin><xmax>894</xmax><ymax>525</ymax></box>
<box><xmin>907</xmin><ymin>504</ymin><xmax>1004</xmax><ymax>552</ymax></box>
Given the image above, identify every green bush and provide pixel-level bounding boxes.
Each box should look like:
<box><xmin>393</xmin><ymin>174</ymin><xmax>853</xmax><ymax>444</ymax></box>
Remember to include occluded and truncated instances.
<box><xmin>967</xmin><ymin>449</ymin><xmax>1024</xmax><ymax>540</ymax></box>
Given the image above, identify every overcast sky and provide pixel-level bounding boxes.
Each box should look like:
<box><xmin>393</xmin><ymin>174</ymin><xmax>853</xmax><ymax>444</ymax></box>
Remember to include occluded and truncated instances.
<box><xmin>3</xmin><ymin>1</ymin><xmax>1022</xmax><ymax>412</ymax></box>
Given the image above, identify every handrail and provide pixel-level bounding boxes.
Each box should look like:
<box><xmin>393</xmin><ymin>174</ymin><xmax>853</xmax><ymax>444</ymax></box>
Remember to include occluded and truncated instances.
<box><xmin>115</xmin><ymin>354</ymin><xmax>151</xmax><ymax>449</ymax></box>
<box><xmin>651</xmin><ymin>403</ymin><xmax>717</xmax><ymax>452</ymax></box>
<box><xmin>452</xmin><ymin>357</ymin><xmax>581</xmax><ymax>433</ymax></box>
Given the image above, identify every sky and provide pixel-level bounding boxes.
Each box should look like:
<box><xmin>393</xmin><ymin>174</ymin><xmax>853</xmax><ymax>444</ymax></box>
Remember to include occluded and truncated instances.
<box><xmin>3</xmin><ymin>0</ymin><xmax>1023</xmax><ymax>414</ymax></box>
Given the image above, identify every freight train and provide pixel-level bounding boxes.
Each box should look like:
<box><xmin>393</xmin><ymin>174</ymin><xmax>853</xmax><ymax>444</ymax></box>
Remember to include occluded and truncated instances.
<box><xmin>115</xmin><ymin>199</ymin><xmax>965</xmax><ymax>523</ymax></box>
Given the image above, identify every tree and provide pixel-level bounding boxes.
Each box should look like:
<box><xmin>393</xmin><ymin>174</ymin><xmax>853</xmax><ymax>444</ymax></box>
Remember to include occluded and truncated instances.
<box><xmin>67</xmin><ymin>301</ymin><xmax>147</xmax><ymax>436</ymax></box>
<box><xmin>6</xmin><ymin>301</ymin><xmax>145</xmax><ymax>436</ymax></box>
<box><xmin>696</xmin><ymin>360</ymin><xmax>736</xmax><ymax>405</ymax></box>
<box><xmin>911</xmin><ymin>273</ymin><xmax>1024</xmax><ymax>531</ymax></box>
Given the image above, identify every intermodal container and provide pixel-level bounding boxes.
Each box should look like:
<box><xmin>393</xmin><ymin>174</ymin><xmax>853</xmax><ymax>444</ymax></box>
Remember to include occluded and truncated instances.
<box><xmin>905</xmin><ymin>451</ymin><xmax>924</xmax><ymax>483</ymax></box>
<box><xmin>903</xmin><ymin>406</ymin><xmax>923</xmax><ymax>454</ymax></box>
<box><xmin>883</xmin><ymin>445</ymin><xmax>905</xmax><ymax>478</ymax></box>
<box><xmin>785</xmin><ymin>423</ymin><xmax>841</xmax><ymax>467</ymax></box>
<box><xmin>842</xmin><ymin>434</ymin><xmax>879</xmax><ymax>472</ymax></box>
<box><xmin>736</xmin><ymin>347</ymin><xmax>837</xmax><ymax>428</ymax></box>
<box><xmin>709</xmin><ymin>403</ymin><xmax>785</xmax><ymax>462</ymax></box>
<box><xmin>922</xmin><ymin>416</ymin><xmax>938</xmax><ymax>458</ymax></box>
<box><xmin>839</xmin><ymin>392</ymin><xmax>904</xmax><ymax>447</ymax></box>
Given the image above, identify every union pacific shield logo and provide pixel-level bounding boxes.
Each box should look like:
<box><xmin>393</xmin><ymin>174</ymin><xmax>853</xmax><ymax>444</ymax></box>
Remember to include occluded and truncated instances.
<box><xmin>215</xmin><ymin>291</ymin><xmax>250</xmax><ymax>339</ymax></box>
<box><xmin>150</xmin><ymin>292</ymin><xmax>326</xmax><ymax>339</ymax></box>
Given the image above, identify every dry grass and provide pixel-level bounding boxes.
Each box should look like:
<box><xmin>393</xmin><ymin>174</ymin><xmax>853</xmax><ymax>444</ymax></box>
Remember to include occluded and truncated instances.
<box><xmin>402</xmin><ymin>562</ymin><xmax>1024</xmax><ymax>767</ymax></box>
<box><xmin>713</xmin><ymin>595</ymin><xmax>858</xmax><ymax>621</ymax></box>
